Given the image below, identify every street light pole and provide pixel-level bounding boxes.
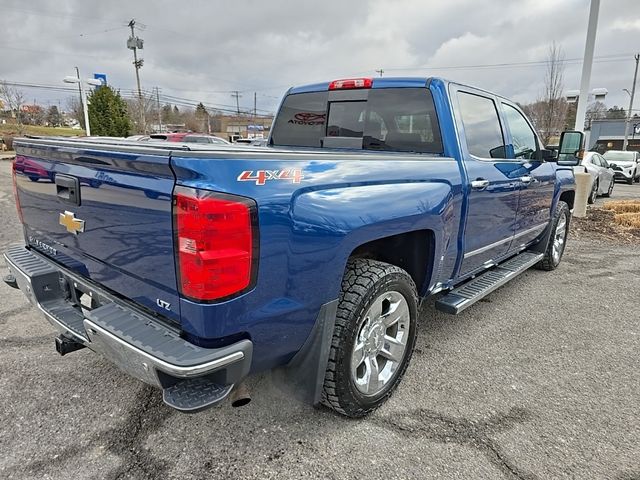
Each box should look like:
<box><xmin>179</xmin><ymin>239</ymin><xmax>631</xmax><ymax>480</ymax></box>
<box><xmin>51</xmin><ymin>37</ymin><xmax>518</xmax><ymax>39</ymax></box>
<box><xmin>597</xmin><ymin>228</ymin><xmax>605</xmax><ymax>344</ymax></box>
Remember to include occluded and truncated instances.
<box><xmin>79</xmin><ymin>81</ymin><xmax>90</xmax><ymax>137</ymax></box>
<box><xmin>574</xmin><ymin>0</ymin><xmax>600</xmax><ymax>132</ymax></box>
<box><xmin>64</xmin><ymin>73</ymin><xmax>102</xmax><ymax>137</ymax></box>
<box><xmin>622</xmin><ymin>53</ymin><xmax>639</xmax><ymax>151</ymax></box>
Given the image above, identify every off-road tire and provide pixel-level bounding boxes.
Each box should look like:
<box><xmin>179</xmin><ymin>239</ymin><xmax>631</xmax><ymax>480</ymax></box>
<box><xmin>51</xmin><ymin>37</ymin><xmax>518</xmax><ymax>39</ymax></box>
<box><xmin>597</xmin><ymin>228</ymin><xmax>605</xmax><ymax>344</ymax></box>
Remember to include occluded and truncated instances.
<box><xmin>536</xmin><ymin>201</ymin><xmax>570</xmax><ymax>271</ymax></box>
<box><xmin>321</xmin><ymin>259</ymin><xmax>418</xmax><ymax>418</ymax></box>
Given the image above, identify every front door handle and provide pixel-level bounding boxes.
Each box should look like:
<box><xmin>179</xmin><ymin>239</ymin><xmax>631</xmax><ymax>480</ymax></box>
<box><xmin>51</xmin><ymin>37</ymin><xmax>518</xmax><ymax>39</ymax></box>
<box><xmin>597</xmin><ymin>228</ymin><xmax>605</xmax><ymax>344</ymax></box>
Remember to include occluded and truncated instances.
<box><xmin>520</xmin><ymin>175</ymin><xmax>534</xmax><ymax>185</ymax></box>
<box><xmin>470</xmin><ymin>179</ymin><xmax>490</xmax><ymax>191</ymax></box>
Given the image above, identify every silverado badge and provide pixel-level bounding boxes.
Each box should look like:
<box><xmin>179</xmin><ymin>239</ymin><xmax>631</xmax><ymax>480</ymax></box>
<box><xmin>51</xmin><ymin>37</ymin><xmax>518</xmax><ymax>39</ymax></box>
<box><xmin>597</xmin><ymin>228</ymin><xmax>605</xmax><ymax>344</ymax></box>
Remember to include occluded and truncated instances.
<box><xmin>59</xmin><ymin>211</ymin><xmax>85</xmax><ymax>235</ymax></box>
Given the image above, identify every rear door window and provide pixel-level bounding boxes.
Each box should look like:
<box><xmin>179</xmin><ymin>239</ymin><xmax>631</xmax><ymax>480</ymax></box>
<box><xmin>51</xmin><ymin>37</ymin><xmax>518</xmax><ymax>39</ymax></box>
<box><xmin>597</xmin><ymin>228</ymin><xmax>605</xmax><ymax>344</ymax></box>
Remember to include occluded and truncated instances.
<box><xmin>457</xmin><ymin>92</ymin><xmax>506</xmax><ymax>159</ymax></box>
<box><xmin>271</xmin><ymin>87</ymin><xmax>442</xmax><ymax>154</ymax></box>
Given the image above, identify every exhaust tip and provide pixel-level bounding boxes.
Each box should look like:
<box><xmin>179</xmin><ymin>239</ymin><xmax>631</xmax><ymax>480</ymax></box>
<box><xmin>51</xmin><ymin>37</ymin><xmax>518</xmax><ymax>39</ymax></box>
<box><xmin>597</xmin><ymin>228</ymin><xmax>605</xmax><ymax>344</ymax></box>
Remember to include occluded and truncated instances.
<box><xmin>230</xmin><ymin>382</ymin><xmax>251</xmax><ymax>407</ymax></box>
<box><xmin>231</xmin><ymin>397</ymin><xmax>251</xmax><ymax>408</ymax></box>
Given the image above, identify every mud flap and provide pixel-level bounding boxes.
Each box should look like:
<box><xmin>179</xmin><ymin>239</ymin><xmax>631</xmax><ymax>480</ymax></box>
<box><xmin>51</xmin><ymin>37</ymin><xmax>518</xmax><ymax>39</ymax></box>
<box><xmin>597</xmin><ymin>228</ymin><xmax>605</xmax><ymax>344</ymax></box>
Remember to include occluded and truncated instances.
<box><xmin>274</xmin><ymin>299</ymin><xmax>338</xmax><ymax>405</ymax></box>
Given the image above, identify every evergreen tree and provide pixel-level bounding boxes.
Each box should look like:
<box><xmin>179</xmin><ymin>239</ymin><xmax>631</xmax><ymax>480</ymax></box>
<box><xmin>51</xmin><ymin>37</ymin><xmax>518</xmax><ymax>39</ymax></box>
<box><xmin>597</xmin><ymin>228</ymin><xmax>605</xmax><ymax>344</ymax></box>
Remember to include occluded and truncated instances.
<box><xmin>46</xmin><ymin>105</ymin><xmax>62</xmax><ymax>127</ymax></box>
<box><xmin>87</xmin><ymin>86</ymin><xmax>131</xmax><ymax>136</ymax></box>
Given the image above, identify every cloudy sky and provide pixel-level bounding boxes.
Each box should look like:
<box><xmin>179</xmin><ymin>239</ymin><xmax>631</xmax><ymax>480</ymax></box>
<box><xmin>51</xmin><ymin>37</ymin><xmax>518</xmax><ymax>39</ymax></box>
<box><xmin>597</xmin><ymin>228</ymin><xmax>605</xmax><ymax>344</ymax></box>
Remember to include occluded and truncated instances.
<box><xmin>1</xmin><ymin>0</ymin><xmax>638</xmax><ymax>115</ymax></box>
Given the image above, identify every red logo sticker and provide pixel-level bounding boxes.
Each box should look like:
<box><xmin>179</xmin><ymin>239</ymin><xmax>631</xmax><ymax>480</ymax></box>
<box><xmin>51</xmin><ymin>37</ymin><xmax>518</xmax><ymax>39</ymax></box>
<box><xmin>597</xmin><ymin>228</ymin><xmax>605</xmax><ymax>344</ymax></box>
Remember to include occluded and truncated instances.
<box><xmin>237</xmin><ymin>169</ymin><xmax>304</xmax><ymax>186</ymax></box>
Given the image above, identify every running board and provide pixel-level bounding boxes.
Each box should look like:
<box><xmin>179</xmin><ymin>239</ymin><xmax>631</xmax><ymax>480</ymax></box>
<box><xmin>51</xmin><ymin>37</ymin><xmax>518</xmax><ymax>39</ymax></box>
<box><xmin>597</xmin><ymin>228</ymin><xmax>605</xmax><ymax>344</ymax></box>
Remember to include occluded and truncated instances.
<box><xmin>435</xmin><ymin>251</ymin><xmax>544</xmax><ymax>315</ymax></box>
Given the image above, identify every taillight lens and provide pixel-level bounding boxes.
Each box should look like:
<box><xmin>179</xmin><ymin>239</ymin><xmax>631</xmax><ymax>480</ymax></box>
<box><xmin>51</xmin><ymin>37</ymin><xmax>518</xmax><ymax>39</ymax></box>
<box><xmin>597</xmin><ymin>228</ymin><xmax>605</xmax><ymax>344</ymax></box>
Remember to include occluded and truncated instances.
<box><xmin>328</xmin><ymin>78</ymin><xmax>373</xmax><ymax>90</ymax></box>
<box><xmin>174</xmin><ymin>186</ymin><xmax>258</xmax><ymax>302</ymax></box>
<box><xmin>12</xmin><ymin>157</ymin><xmax>24</xmax><ymax>223</ymax></box>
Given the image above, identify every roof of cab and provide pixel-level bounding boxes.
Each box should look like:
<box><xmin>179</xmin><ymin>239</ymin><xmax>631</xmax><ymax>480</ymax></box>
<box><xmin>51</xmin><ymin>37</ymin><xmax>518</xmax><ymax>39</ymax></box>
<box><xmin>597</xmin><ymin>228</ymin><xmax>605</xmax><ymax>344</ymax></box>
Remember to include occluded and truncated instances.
<box><xmin>286</xmin><ymin>76</ymin><xmax>508</xmax><ymax>102</ymax></box>
<box><xmin>287</xmin><ymin>77</ymin><xmax>432</xmax><ymax>95</ymax></box>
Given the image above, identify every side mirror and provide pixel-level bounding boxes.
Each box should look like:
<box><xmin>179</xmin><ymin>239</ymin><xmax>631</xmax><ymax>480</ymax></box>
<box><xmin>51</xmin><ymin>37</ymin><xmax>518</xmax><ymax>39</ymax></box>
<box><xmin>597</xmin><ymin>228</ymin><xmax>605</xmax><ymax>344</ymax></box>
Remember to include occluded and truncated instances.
<box><xmin>556</xmin><ymin>130</ymin><xmax>584</xmax><ymax>166</ymax></box>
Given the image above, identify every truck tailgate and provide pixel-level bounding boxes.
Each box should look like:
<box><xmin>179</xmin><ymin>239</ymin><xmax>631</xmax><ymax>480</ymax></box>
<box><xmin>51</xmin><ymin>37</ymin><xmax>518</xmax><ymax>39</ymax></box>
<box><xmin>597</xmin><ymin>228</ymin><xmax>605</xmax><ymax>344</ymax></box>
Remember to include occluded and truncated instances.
<box><xmin>13</xmin><ymin>140</ymin><xmax>180</xmax><ymax>322</ymax></box>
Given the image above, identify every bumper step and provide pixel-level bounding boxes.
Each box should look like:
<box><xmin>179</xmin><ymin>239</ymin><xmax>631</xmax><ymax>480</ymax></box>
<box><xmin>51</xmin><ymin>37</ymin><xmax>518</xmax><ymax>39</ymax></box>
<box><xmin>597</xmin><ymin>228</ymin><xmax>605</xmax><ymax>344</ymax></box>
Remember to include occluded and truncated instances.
<box><xmin>163</xmin><ymin>378</ymin><xmax>233</xmax><ymax>412</ymax></box>
<box><xmin>4</xmin><ymin>244</ymin><xmax>253</xmax><ymax>400</ymax></box>
<box><xmin>435</xmin><ymin>251</ymin><xmax>543</xmax><ymax>315</ymax></box>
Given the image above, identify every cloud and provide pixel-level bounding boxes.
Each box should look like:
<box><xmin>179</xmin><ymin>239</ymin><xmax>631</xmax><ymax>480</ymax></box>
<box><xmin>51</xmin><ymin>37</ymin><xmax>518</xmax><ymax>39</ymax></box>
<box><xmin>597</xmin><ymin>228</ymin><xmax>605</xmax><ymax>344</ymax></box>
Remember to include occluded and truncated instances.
<box><xmin>0</xmin><ymin>0</ymin><xmax>637</xmax><ymax>114</ymax></box>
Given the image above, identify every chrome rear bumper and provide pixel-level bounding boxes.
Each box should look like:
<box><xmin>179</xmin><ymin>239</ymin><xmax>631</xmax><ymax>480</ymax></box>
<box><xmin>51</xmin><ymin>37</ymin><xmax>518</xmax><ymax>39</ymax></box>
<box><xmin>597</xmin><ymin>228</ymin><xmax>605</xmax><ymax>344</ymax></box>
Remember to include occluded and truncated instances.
<box><xmin>4</xmin><ymin>244</ymin><xmax>252</xmax><ymax>390</ymax></box>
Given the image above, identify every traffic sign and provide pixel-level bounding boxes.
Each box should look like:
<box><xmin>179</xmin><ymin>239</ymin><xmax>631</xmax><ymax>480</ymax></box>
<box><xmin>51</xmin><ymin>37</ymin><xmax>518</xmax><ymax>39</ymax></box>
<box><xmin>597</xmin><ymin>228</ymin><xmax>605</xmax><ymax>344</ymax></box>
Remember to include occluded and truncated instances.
<box><xmin>93</xmin><ymin>73</ymin><xmax>107</xmax><ymax>86</ymax></box>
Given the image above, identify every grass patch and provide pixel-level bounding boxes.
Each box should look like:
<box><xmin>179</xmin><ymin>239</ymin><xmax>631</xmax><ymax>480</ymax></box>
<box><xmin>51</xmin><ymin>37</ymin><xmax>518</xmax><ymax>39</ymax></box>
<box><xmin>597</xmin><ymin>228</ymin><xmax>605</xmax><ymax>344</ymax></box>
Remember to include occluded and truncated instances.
<box><xmin>603</xmin><ymin>200</ymin><xmax>640</xmax><ymax>214</ymax></box>
<box><xmin>614</xmin><ymin>212</ymin><xmax>640</xmax><ymax>228</ymax></box>
<box><xmin>0</xmin><ymin>124</ymin><xmax>85</xmax><ymax>138</ymax></box>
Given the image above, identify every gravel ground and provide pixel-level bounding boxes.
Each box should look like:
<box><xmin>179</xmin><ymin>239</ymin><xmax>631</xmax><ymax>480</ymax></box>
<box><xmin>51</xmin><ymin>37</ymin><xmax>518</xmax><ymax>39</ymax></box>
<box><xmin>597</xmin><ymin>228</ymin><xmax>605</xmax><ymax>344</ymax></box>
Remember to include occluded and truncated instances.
<box><xmin>0</xmin><ymin>160</ymin><xmax>639</xmax><ymax>479</ymax></box>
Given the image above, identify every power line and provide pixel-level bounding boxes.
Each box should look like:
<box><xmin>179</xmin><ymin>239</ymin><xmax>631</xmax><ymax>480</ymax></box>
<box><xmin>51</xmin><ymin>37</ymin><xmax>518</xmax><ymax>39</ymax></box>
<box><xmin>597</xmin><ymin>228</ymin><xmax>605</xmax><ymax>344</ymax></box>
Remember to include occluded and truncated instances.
<box><xmin>1</xmin><ymin>5</ymin><xmax>124</xmax><ymax>26</ymax></box>
<box><xmin>379</xmin><ymin>53</ymin><xmax>634</xmax><ymax>73</ymax></box>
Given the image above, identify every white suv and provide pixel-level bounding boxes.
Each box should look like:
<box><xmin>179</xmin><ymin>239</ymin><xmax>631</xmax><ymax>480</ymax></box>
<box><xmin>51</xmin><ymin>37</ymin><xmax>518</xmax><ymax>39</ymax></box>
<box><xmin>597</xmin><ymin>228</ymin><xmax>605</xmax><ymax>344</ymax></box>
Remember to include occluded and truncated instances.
<box><xmin>603</xmin><ymin>150</ymin><xmax>640</xmax><ymax>185</ymax></box>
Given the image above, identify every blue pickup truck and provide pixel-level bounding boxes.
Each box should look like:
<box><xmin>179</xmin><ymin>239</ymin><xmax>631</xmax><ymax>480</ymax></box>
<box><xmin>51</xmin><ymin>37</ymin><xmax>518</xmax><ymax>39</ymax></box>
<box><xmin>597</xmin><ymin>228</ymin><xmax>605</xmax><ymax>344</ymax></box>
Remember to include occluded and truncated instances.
<box><xmin>4</xmin><ymin>77</ymin><xmax>583</xmax><ymax>417</ymax></box>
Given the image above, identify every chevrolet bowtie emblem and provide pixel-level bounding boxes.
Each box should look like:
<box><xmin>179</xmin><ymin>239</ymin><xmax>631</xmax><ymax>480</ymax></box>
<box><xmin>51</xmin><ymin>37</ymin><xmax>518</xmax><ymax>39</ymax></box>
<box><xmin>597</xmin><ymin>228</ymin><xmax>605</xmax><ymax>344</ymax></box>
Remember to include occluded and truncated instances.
<box><xmin>59</xmin><ymin>211</ymin><xmax>85</xmax><ymax>235</ymax></box>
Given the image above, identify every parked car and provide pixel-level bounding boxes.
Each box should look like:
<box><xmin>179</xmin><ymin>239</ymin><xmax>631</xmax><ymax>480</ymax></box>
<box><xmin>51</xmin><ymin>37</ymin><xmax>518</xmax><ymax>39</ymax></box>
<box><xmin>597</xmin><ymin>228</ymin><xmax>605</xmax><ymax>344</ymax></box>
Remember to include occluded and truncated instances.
<box><xmin>5</xmin><ymin>77</ymin><xmax>580</xmax><ymax>418</ymax></box>
<box><xmin>181</xmin><ymin>135</ymin><xmax>230</xmax><ymax>145</ymax></box>
<box><xmin>149</xmin><ymin>132</ymin><xmax>189</xmax><ymax>142</ymax></box>
<box><xmin>233</xmin><ymin>138</ymin><xmax>268</xmax><ymax>147</ymax></box>
<box><xmin>575</xmin><ymin>151</ymin><xmax>615</xmax><ymax>203</ymax></box>
<box><xmin>603</xmin><ymin>150</ymin><xmax>640</xmax><ymax>184</ymax></box>
<box><xmin>149</xmin><ymin>133</ymin><xmax>230</xmax><ymax>145</ymax></box>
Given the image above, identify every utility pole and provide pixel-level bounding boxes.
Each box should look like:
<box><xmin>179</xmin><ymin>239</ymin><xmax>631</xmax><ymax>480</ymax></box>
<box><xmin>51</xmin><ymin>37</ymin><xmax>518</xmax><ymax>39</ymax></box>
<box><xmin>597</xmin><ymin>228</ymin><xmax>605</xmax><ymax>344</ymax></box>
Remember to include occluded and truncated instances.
<box><xmin>155</xmin><ymin>86</ymin><xmax>162</xmax><ymax>133</ymax></box>
<box><xmin>253</xmin><ymin>92</ymin><xmax>257</xmax><ymax>120</ymax></box>
<box><xmin>375</xmin><ymin>68</ymin><xmax>384</xmax><ymax>77</ymax></box>
<box><xmin>622</xmin><ymin>53</ymin><xmax>639</xmax><ymax>151</ymax></box>
<box><xmin>127</xmin><ymin>19</ymin><xmax>146</xmax><ymax>133</ymax></box>
<box><xmin>574</xmin><ymin>0</ymin><xmax>600</xmax><ymax>132</ymax></box>
<box><xmin>231</xmin><ymin>90</ymin><xmax>242</xmax><ymax>115</ymax></box>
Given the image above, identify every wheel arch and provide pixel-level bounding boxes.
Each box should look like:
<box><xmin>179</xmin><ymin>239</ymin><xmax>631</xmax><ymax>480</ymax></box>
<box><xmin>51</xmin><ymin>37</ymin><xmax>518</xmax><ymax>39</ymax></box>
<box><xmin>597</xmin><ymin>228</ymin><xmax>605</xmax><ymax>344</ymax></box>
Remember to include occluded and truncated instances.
<box><xmin>348</xmin><ymin>229</ymin><xmax>436</xmax><ymax>296</ymax></box>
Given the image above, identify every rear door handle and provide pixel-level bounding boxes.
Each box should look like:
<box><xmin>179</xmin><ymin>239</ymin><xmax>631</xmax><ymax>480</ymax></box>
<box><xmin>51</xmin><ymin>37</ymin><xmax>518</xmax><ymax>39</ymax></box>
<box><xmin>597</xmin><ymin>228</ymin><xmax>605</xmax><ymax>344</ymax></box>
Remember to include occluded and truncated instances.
<box><xmin>470</xmin><ymin>179</ymin><xmax>490</xmax><ymax>191</ymax></box>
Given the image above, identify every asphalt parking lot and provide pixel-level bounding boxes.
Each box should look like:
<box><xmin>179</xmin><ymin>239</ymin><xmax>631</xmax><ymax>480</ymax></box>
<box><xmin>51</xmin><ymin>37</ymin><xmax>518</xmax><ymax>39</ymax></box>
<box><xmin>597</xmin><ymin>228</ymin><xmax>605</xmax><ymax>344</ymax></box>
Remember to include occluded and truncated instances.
<box><xmin>0</xmin><ymin>160</ymin><xmax>639</xmax><ymax>480</ymax></box>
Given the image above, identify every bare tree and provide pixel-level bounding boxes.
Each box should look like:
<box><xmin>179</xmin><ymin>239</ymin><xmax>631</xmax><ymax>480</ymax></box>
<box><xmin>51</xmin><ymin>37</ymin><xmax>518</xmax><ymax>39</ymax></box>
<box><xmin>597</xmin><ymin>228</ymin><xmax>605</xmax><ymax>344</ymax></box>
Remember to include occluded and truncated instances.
<box><xmin>585</xmin><ymin>101</ymin><xmax>607</xmax><ymax>128</ymax></box>
<box><xmin>538</xmin><ymin>43</ymin><xmax>568</xmax><ymax>145</ymax></box>
<box><xmin>0</xmin><ymin>80</ymin><xmax>25</xmax><ymax>134</ymax></box>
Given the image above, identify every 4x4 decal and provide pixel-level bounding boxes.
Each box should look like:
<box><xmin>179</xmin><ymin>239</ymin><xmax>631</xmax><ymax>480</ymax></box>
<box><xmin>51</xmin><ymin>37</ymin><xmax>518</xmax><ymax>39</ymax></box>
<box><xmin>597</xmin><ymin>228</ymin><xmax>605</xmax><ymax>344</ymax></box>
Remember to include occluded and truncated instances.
<box><xmin>237</xmin><ymin>169</ymin><xmax>304</xmax><ymax>186</ymax></box>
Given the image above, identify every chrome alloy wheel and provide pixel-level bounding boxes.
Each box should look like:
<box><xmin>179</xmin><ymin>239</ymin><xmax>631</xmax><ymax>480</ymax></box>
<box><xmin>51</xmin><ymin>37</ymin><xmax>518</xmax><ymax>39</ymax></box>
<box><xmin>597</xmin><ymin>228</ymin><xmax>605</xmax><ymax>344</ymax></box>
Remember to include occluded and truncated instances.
<box><xmin>351</xmin><ymin>291</ymin><xmax>410</xmax><ymax>396</ymax></box>
<box><xmin>552</xmin><ymin>214</ymin><xmax>568</xmax><ymax>264</ymax></box>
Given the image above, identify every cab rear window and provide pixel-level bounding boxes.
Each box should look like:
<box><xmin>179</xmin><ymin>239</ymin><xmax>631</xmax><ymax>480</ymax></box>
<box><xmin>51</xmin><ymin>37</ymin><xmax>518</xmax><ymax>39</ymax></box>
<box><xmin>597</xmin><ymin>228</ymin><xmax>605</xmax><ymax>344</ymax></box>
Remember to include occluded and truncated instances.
<box><xmin>271</xmin><ymin>88</ymin><xmax>443</xmax><ymax>154</ymax></box>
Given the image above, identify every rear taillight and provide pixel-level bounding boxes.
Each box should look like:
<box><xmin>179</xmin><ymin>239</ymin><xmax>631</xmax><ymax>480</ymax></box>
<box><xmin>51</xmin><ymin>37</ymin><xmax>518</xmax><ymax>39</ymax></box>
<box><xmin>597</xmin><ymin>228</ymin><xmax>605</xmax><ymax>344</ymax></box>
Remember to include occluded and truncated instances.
<box><xmin>12</xmin><ymin>158</ymin><xmax>23</xmax><ymax>223</ymax></box>
<box><xmin>328</xmin><ymin>77</ymin><xmax>373</xmax><ymax>90</ymax></box>
<box><xmin>173</xmin><ymin>186</ymin><xmax>258</xmax><ymax>302</ymax></box>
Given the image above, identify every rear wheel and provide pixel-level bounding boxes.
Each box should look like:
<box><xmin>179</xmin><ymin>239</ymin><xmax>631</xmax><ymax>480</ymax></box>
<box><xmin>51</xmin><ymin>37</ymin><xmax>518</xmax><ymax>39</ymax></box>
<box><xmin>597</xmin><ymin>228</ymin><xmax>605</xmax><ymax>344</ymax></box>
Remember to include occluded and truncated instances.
<box><xmin>588</xmin><ymin>180</ymin><xmax>598</xmax><ymax>204</ymax></box>
<box><xmin>536</xmin><ymin>201</ymin><xmax>570</xmax><ymax>271</ymax></box>
<box><xmin>321</xmin><ymin>259</ymin><xmax>418</xmax><ymax>418</ymax></box>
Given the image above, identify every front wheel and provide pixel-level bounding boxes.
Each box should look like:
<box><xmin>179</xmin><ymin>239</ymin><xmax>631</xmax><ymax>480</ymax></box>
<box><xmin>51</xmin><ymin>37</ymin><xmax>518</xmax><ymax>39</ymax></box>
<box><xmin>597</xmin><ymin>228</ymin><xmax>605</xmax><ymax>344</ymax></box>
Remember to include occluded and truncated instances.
<box><xmin>321</xmin><ymin>259</ymin><xmax>418</xmax><ymax>418</ymax></box>
<box><xmin>603</xmin><ymin>179</ymin><xmax>614</xmax><ymax>197</ymax></box>
<box><xmin>536</xmin><ymin>201</ymin><xmax>570</xmax><ymax>271</ymax></box>
<box><xmin>627</xmin><ymin>176</ymin><xmax>634</xmax><ymax>185</ymax></box>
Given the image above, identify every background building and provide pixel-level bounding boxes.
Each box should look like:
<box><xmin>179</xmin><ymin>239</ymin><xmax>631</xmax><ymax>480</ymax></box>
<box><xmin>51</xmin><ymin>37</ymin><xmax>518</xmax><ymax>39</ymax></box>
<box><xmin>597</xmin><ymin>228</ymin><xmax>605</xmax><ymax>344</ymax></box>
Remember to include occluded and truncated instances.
<box><xmin>586</xmin><ymin>118</ymin><xmax>640</xmax><ymax>152</ymax></box>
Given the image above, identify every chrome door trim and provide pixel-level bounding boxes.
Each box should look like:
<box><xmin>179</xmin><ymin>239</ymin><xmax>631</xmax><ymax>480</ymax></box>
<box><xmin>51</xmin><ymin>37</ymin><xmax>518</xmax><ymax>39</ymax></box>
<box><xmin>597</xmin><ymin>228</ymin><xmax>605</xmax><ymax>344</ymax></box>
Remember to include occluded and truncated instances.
<box><xmin>464</xmin><ymin>222</ymin><xmax>548</xmax><ymax>259</ymax></box>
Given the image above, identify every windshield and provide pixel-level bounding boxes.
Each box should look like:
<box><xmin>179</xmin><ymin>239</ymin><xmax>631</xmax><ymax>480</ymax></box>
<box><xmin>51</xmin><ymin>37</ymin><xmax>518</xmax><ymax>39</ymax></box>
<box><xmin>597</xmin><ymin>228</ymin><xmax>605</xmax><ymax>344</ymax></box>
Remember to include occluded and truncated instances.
<box><xmin>271</xmin><ymin>87</ymin><xmax>443</xmax><ymax>154</ymax></box>
<box><xmin>603</xmin><ymin>151</ymin><xmax>635</xmax><ymax>162</ymax></box>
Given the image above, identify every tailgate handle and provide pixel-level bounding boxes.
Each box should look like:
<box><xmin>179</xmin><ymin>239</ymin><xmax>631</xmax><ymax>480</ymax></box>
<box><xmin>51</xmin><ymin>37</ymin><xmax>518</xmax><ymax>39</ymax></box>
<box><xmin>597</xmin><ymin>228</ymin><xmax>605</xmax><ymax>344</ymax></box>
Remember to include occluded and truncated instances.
<box><xmin>55</xmin><ymin>175</ymin><xmax>81</xmax><ymax>206</ymax></box>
